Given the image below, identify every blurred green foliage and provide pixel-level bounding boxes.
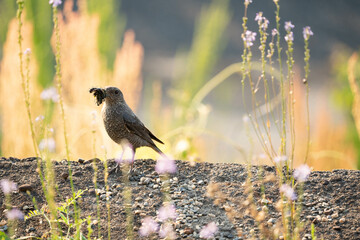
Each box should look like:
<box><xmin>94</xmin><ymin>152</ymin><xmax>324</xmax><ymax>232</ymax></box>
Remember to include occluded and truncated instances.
<box><xmin>332</xmin><ymin>49</ymin><xmax>360</xmax><ymax>169</ymax></box>
<box><xmin>0</xmin><ymin>0</ymin><xmax>17</xmax><ymax>59</ymax></box>
<box><xmin>174</xmin><ymin>0</ymin><xmax>230</xmax><ymax>117</ymax></box>
<box><xmin>87</xmin><ymin>0</ymin><xmax>125</xmax><ymax>70</ymax></box>
<box><xmin>25</xmin><ymin>0</ymin><xmax>55</xmax><ymax>88</ymax></box>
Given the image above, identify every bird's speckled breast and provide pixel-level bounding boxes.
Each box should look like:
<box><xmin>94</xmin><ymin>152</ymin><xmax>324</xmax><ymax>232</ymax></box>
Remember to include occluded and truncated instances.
<box><xmin>102</xmin><ymin>103</ymin><xmax>128</xmax><ymax>144</ymax></box>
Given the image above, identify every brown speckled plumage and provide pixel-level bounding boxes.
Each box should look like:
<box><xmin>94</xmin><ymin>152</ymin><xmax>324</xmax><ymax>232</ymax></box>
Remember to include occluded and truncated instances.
<box><xmin>90</xmin><ymin>86</ymin><xmax>163</xmax><ymax>154</ymax></box>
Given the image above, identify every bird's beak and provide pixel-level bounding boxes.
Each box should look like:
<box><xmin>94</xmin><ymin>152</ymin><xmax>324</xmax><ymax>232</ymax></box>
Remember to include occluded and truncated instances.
<box><xmin>101</xmin><ymin>88</ymin><xmax>106</xmax><ymax>98</ymax></box>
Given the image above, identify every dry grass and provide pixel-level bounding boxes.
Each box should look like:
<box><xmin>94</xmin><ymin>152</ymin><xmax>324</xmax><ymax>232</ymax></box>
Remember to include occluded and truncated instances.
<box><xmin>0</xmin><ymin>17</ymin><xmax>43</xmax><ymax>158</ymax></box>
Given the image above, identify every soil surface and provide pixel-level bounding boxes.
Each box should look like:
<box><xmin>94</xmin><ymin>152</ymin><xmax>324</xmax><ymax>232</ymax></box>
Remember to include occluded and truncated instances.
<box><xmin>0</xmin><ymin>157</ymin><xmax>359</xmax><ymax>240</ymax></box>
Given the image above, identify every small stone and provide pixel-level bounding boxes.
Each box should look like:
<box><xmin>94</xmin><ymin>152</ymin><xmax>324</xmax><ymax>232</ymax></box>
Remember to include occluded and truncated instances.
<box><xmin>331</xmin><ymin>212</ymin><xmax>339</xmax><ymax>219</ymax></box>
<box><xmin>191</xmin><ymin>185</ymin><xmax>196</xmax><ymax>190</ymax></box>
<box><xmin>19</xmin><ymin>184</ymin><xmax>32</xmax><ymax>192</ymax></box>
<box><xmin>333</xmin><ymin>225</ymin><xmax>341</xmax><ymax>231</ymax></box>
<box><xmin>0</xmin><ymin>220</ymin><xmax>7</xmax><ymax>226</ymax></box>
<box><xmin>324</xmin><ymin>208</ymin><xmax>333</xmax><ymax>215</ymax></box>
<box><xmin>134</xmin><ymin>210</ymin><xmax>141</xmax><ymax>215</ymax></box>
<box><xmin>184</xmin><ymin>228</ymin><xmax>194</xmax><ymax>235</ymax></box>
<box><xmin>135</xmin><ymin>197</ymin><xmax>143</xmax><ymax>201</ymax></box>
<box><xmin>339</xmin><ymin>218</ymin><xmax>346</xmax><ymax>223</ymax></box>
<box><xmin>153</xmin><ymin>184</ymin><xmax>159</xmax><ymax>189</ymax></box>
<box><xmin>321</xmin><ymin>216</ymin><xmax>328</xmax><ymax>222</ymax></box>
<box><xmin>78</xmin><ymin>158</ymin><xmax>85</xmax><ymax>164</ymax></box>
<box><xmin>197</xmin><ymin>180</ymin><xmax>204</xmax><ymax>185</ymax></box>
<box><xmin>267</xmin><ymin>218</ymin><xmax>276</xmax><ymax>225</ymax></box>
<box><xmin>304</xmin><ymin>234</ymin><xmax>311</xmax><ymax>239</ymax></box>
<box><xmin>156</xmin><ymin>178</ymin><xmax>161</xmax><ymax>183</ymax></box>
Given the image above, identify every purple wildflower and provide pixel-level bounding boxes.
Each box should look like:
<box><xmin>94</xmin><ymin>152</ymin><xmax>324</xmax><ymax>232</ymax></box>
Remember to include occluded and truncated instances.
<box><xmin>284</xmin><ymin>31</ymin><xmax>294</xmax><ymax>42</ymax></box>
<box><xmin>274</xmin><ymin>155</ymin><xmax>287</xmax><ymax>164</ymax></box>
<box><xmin>155</xmin><ymin>154</ymin><xmax>177</xmax><ymax>174</ymax></box>
<box><xmin>6</xmin><ymin>208</ymin><xmax>24</xmax><ymax>221</ymax></box>
<box><xmin>139</xmin><ymin>217</ymin><xmax>159</xmax><ymax>237</ymax></box>
<box><xmin>284</xmin><ymin>21</ymin><xmax>295</xmax><ymax>31</ymax></box>
<box><xmin>255</xmin><ymin>12</ymin><xmax>263</xmax><ymax>22</ymax></box>
<box><xmin>158</xmin><ymin>203</ymin><xmax>177</xmax><ymax>221</ymax></box>
<box><xmin>35</xmin><ymin>115</ymin><xmax>45</xmax><ymax>122</ymax></box>
<box><xmin>199</xmin><ymin>222</ymin><xmax>218</xmax><ymax>239</ymax></box>
<box><xmin>159</xmin><ymin>223</ymin><xmax>176</xmax><ymax>239</ymax></box>
<box><xmin>271</xmin><ymin>28</ymin><xmax>278</xmax><ymax>36</ymax></box>
<box><xmin>24</xmin><ymin>48</ymin><xmax>31</xmax><ymax>55</ymax></box>
<box><xmin>243</xmin><ymin>30</ymin><xmax>257</xmax><ymax>47</ymax></box>
<box><xmin>39</xmin><ymin>138</ymin><xmax>56</xmax><ymax>152</ymax></box>
<box><xmin>280</xmin><ymin>184</ymin><xmax>297</xmax><ymax>201</ymax></box>
<box><xmin>303</xmin><ymin>26</ymin><xmax>314</xmax><ymax>40</ymax></box>
<box><xmin>261</xmin><ymin>18</ymin><xmax>269</xmax><ymax>30</ymax></box>
<box><xmin>40</xmin><ymin>87</ymin><xmax>59</xmax><ymax>102</ymax></box>
<box><xmin>49</xmin><ymin>0</ymin><xmax>62</xmax><ymax>7</ymax></box>
<box><xmin>0</xmin><ymin>179</ymin><xmax>17</xmax><ymax>194</ymax></box>
<box><xmin>294</xmin><ymin>164</ymin><xmax>311</xmax><ymax>182</ymax></box>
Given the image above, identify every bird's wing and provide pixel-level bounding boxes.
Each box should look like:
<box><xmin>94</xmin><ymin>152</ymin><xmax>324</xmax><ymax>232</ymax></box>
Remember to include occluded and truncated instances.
<box><xmin>122</xmin><ymin>111</ymin><xmax>164</xmax><ymax>145</ymax></box>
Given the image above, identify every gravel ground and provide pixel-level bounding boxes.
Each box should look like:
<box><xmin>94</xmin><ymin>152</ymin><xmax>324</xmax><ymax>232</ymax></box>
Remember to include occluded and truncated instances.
<box><xmin>0</xmin><ymin>157</ymin><xmax>359</xmax><ymax>239</ymax></box>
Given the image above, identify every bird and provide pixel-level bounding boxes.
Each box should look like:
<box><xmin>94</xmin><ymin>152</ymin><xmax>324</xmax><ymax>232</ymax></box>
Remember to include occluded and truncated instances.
<box><xmin>90</xmin><ymin>86</ymin><xmax>164</xmax><ymax>172</ymax></box>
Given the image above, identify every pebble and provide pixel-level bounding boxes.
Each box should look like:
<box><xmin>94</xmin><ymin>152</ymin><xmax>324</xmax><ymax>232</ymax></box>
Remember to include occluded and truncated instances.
<box><xmin>0</xmin><ymin>220</ymin><xmax>7</xmax><ymax>226</ymax></box>
<box><xmin>331</xmin><ymin>212</ymin><xmax>339</xmax><ymax>219</ymax></box>
<box><xmin>339</xmin><ymin>217</ymin><xmax>346</xmax><ymax>223</ymax></box>
<box><xmin>267</xmin><ymin>218</ymin><xmax>276</xmax><ymax>225</ymax></box>
<box><xmin>324</xmin><ymin>208</ymin><xmax>333</xmax><ymax>215</ymax></box>
<box><xmin>135</xmin><ymin>197</ymin><xmax>143</xmax><ymax>201</ymax></box>
<box><xmin>19</xmin><ymin>184</ymin><xmax>33</xmax><ymax>192</ymax></box>
<box><xmin>333</xmin><ymin>225</ymin><xmax>341</xmax><ymax>231</ymax></box>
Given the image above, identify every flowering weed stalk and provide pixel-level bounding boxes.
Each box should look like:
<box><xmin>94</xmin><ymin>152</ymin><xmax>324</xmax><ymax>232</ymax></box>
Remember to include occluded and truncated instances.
<box><xmin>50</xmin><ymin>1</ymin><xmax>81</xmax><ymax>237</ymax></box>
<box><xmin>17</xmin><ymin>0</ymin><xmax>39</xmax><ymax>158</ymax></box>
<box><xmin>116</xmin><ymin>149</ymin><xmax>135</xmax><ymax>239</ymax></box>
<box><xmin>303</xmin><ymin>26</ymin><xmax>313</xmax><ymax>163</ymax></box>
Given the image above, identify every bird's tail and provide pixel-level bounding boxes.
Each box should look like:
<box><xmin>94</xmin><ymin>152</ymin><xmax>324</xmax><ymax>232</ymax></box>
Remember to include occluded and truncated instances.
<box><xmin>152</xmin><ymin>144</ymin><xmax>164</xmax><ymax>155</ymax></box>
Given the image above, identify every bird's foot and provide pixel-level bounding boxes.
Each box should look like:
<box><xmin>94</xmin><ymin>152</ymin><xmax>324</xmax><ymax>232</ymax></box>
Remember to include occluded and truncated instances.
<box><xmin>109</xmin><ymin>163</ymin><xmax>120</xmax><ymax>174</ymax></box>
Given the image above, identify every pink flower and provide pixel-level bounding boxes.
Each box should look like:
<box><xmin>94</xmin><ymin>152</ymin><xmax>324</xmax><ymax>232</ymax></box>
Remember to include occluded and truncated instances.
<box><xmin>6</xmin><ymin>208</ymin><xmax>24</xmax><ymax>220</ymax></box>
<box><xmin>158</xmin><ymin>203</ymin><xmax>177</xmax><ymax>221</ymax></box>
<box><xmin>284</xmin><ymin>21</ymin><xmax>295</xmax><ymax>31</ymax></box>
<box><xmin>243</xmin><ymin>30</ymin><xmax>257</xmax><ymax>47</ymax></box>
<box><xmin>49</xmin><ymin>0</ymin><xmax>62</xmax><ymax>7</ymax></box>
<box><xmin>155</xmin><ymin>154</ymin><xmax>177</xmax><ymax>174</ymax></box>
<box><xmin>139</xmin><ymin>217</ymin><xmax>158</xmax><ymax>237</ymax></box>
<box><xmin>159</xmin><ymin>223</ymin><xmax>176</xmax><ymax>239</ymax></box>
<box><xmin>280</xmin><ymin>184</ymin><xmax>297</xmax><ymax>201</ymax></box>
<box><xmin>303</xmin><ymin>26</ymin><xmax>314</xmax><ymax>40</ymax></box>
<box><xmin>274</xmin><ymin>155</ymin><xmax>287</xmax><ymax>164</ymax></box>
<box><xmin>199</xmin><ymin>222</ymin><xmax>218</xmax><ymax>239</ymax></box>
<box><xmin>294</xmin><ymin>164</ymin><xmax>311</xmax><ymax>182</ymax></box>
<box><xmin>0</xmin><ymin>179</ymin><xmax>17</xmax><ymax>194</ymax></box>
<box><xmin>272</xmin><ymin>28</ymin><xmax>278</xmax><ymax>36</ymax></box>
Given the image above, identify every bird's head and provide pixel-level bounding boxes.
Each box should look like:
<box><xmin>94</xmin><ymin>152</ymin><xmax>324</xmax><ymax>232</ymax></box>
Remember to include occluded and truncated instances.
<box><xmin>103</xmin><ymin>87</ymin><xmax>125</xmax><ymax>105</ymax></box>
<box><xmin>90</xmin><ymin>86</ymin><xmax>125</xmax><ymax>106</ymax></box>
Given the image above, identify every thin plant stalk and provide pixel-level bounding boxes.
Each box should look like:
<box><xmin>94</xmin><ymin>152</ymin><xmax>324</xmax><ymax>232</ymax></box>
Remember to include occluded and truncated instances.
<box><xmin>51</xmin><ymin>5</ymin><xmax>80</xmax><ymax>237</ymax></box>
<box><xmin>17</xmin><ymin>0</ymin><xmax>39</xmax><ymax>158</ymax></box>
<box><xmin>274</xmin><ymin>0</ymin><xmax>287</xmax><ymax>157</ymax></box>
<box><xmin>303</xmin><ymin>37</ymin><xmax>311</xmax><ymax>164</ymax></box>
<box><xmin>103</xmin><ymin>158</ymin><xmax>111</xmax><ymax>240</ymax></box>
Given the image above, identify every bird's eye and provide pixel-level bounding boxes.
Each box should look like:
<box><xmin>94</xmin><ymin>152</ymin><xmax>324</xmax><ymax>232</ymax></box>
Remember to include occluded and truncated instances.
<box><xmin>114</xmin><ymin>90</ymin><xmax>119</xmax><ymax>95</ymax></box>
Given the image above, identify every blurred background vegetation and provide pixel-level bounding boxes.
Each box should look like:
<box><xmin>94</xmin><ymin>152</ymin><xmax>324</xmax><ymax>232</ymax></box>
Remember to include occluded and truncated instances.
<box><xmin>0</xmin><ymin>0</ymin><xmax>360</xmax><ymax>170</ymax></box>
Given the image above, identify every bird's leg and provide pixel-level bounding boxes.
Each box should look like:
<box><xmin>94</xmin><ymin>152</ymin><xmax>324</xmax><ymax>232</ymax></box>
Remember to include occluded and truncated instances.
<box><xmin>129</xmin><ymin>149</ymin><xmax>136</xmax><ymax>174</ymax></box>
